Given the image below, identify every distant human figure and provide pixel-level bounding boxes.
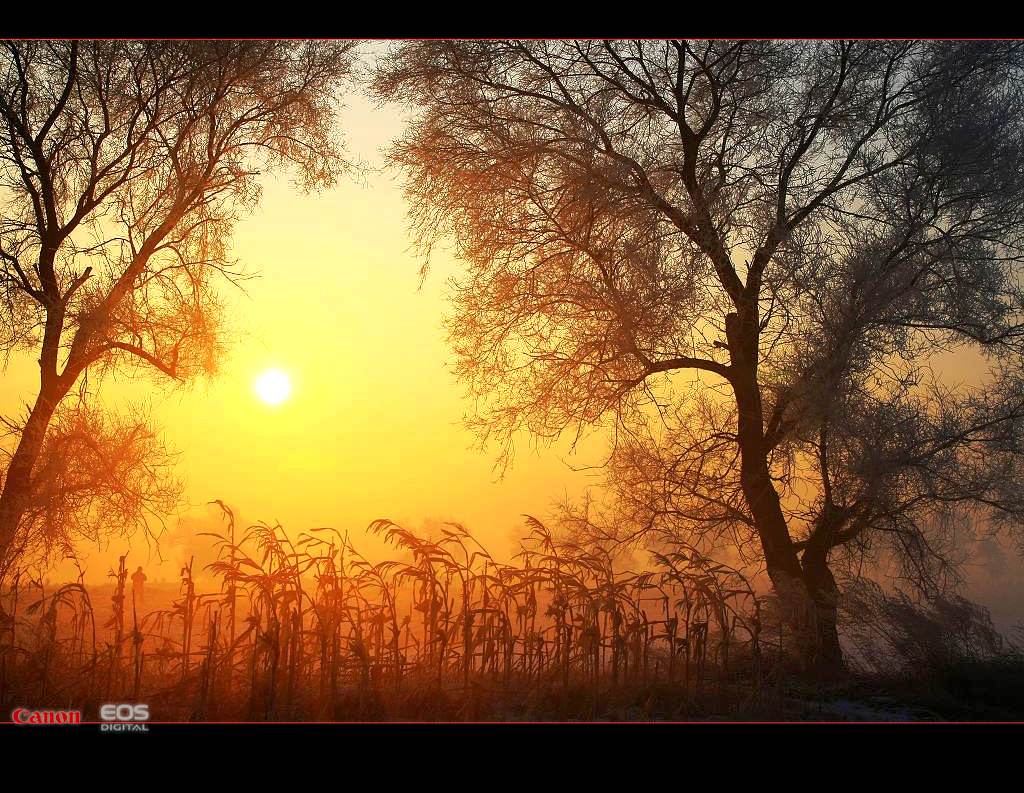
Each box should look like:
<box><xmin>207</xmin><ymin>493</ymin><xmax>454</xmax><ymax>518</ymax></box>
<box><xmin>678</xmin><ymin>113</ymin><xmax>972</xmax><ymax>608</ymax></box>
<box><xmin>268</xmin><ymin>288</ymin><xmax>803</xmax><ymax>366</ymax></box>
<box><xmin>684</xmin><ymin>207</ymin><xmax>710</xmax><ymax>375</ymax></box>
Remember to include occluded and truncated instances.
<box><xmin>131</xmin><ymin>566</ymin><xmax>147</xmax><ymax>606</ymax></box>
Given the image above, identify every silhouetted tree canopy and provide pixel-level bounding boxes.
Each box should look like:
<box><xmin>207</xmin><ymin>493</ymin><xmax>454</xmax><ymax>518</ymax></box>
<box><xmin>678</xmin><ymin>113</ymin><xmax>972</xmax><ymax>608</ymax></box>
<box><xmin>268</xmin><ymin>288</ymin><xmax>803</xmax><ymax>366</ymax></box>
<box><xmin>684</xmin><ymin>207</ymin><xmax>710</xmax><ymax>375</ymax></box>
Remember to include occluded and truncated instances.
<box><xmin>375</xmin><ymin>40</ymin><xmax>1024</xmax><ymax>670</ymax></box>
<box><xmin>0</xmin><ymin>40</ymin><xmax>356</xmax><ymax>576</ymax></box>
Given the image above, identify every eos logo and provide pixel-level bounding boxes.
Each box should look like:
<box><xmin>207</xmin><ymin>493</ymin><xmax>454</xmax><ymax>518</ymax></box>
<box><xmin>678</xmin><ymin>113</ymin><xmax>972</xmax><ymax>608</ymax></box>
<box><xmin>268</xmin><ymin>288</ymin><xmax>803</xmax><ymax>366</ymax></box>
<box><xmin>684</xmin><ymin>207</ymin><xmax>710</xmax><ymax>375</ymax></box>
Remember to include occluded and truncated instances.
<box><xmin>99</xmin><ymin>703</ymin><xmax>150</xmax><ymax>732</ymax></box>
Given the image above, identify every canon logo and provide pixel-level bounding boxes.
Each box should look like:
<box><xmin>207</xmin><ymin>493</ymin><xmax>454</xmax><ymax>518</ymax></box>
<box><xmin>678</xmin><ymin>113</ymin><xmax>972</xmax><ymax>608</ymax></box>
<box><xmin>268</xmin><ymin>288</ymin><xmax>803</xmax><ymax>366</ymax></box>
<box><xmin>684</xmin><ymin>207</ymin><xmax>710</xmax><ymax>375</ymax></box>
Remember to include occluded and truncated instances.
<box><xmin>11</xmin><ymin>707</ymin><xmax>82</xmax><ymax>725</ymax></box>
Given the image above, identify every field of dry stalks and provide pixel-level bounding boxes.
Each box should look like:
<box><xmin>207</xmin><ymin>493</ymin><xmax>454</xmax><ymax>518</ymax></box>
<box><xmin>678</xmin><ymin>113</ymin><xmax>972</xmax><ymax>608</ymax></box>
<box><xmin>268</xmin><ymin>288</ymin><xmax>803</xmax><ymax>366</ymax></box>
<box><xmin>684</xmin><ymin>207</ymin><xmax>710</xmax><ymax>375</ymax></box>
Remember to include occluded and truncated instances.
<box><xmin>1</xmin><ymin>505</ymin><xmax>813</xmax><ymax>721</ymax></box>
<box><xmin>7</xmin><ymin>503</ymin><xmax>1022</xmax><ymax>721</ymax></box>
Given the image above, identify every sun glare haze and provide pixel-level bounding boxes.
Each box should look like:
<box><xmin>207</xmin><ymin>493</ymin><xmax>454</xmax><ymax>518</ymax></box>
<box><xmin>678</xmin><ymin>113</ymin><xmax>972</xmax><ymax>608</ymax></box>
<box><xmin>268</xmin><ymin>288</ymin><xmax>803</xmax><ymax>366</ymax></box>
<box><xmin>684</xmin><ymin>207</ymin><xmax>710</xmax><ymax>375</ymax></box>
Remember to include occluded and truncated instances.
<box><xmin>254</xmin><ymin>368</ymin><xmax>293</xmax><ymax>406</ymax></box>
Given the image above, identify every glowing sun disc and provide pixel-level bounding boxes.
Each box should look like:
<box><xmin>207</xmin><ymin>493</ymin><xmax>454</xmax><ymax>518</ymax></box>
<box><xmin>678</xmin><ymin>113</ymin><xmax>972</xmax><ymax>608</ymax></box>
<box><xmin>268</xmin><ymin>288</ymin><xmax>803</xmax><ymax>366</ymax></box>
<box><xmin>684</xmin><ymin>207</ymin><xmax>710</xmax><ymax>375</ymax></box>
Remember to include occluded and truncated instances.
<box><xmin>254</xmin><ymin>368</ymin><xmax>292</xmax><ymax>405</ymax></box>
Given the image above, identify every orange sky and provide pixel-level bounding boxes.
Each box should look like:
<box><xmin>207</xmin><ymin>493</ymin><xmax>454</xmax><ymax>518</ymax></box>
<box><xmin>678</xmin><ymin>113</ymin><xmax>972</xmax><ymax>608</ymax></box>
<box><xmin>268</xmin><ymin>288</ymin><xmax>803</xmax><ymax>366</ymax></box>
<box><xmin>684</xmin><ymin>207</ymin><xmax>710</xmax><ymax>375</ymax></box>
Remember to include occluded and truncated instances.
<box><xmin>0</xmin><ymin>87</ymin><xmax>607</xmax><ymax>584</ymax></box>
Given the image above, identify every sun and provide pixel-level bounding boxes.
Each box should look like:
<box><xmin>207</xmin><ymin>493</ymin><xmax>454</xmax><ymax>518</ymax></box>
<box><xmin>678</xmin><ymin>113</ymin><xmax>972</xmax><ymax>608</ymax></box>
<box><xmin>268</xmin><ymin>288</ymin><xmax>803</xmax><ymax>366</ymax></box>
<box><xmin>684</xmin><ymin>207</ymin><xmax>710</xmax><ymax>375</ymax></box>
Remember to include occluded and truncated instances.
<box><xmin>254</xmin><ymin>368</ymin><xmax>292</xmax><ymax>406</ymax></box>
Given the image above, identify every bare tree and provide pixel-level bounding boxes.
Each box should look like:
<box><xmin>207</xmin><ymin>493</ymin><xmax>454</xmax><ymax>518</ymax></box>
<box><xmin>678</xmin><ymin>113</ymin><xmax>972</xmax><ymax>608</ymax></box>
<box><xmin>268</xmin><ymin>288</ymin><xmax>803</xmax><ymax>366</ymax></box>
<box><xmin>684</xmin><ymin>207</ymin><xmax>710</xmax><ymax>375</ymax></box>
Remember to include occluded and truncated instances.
<box><xmin>374</xmin><ymin>40</ymin><xmax>1024</xmax><ymax>672</ymax></box>
<box><xmin>0</xmin><ymin>40</ymin><xmax>355</xmax><ymax>575</ymax></box>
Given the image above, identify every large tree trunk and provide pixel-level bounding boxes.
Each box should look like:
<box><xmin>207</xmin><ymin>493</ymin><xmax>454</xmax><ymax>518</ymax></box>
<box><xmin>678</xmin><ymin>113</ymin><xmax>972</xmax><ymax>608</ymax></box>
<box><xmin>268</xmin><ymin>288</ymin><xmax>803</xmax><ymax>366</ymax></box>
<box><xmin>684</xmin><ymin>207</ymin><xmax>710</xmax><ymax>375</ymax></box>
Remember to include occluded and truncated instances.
<box><xmin>801</xmin><ymin>534</ymin><xmax>845</xmax><ymax>675</ymax></box>
<box><xmin>765</xmin><ymin>565</ymin><xmax>843</xmax><ymax>675</ymax></box>
<box><xmin>0</xmin><ymin>251</ymin><xmax>71</xmax><ymax>577</ymax></box>
<box><xmin>0</xmin><ymin>385</ymin><xmax>62</xmax><ymax>574</ymax></box>
<box><xmin>728</xmin><ymin>312</ymin><xmax>845</xmax><ymax>675</ymax></box>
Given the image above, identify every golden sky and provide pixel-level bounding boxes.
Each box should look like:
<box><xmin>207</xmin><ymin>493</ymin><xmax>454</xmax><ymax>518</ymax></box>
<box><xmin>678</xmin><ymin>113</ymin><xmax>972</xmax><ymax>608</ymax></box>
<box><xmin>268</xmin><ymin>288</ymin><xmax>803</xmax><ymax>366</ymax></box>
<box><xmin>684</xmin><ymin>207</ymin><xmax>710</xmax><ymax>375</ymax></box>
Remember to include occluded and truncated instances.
<box><xmin>0</xmin><ymin>87</ymin><xmax>605</xmax><ymax>583</ymax></box>
<box><xmin>2</xmin><ymin>72</ymin><xmax>1021</xmax><ymax>640</ymax></box>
